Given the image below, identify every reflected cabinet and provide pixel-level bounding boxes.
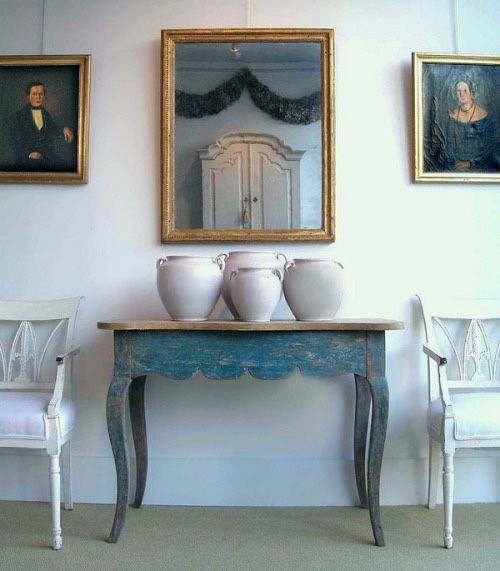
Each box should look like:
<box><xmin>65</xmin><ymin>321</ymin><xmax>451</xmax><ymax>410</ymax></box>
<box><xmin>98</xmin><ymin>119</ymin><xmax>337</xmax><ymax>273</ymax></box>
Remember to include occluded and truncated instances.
<box><xmin>161</xmin><ymin>28</ymin><xmax>335</xmax><ymax>242</ymax></box>
<box><xmin>199</xmin><ymin>132</ymin><xmax>304</xmax><ymax>230</ymax></box>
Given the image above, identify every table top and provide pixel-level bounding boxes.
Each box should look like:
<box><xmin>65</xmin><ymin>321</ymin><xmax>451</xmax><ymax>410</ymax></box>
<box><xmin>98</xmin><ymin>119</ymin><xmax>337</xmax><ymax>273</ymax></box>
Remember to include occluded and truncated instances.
<box><xmin>97</xmin><ymin>319</ymin><xmax>404</xmax><ymax>331</ymax></box>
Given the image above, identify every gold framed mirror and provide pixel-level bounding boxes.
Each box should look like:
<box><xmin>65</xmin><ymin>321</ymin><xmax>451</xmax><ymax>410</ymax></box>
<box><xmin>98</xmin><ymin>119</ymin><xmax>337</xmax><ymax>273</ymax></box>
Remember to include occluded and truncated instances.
<box><xmin>161</xmin><ymin>28</ymin><xmax>334</xmax><ymax>243</ymax></box>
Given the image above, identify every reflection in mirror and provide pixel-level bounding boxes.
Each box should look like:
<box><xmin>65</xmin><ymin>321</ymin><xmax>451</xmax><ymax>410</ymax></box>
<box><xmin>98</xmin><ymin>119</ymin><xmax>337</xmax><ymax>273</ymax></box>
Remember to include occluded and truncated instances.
<box><xmin>161</xmin><ymin>30</ymin><xmax>334</xmax><ymax>242</ymax></box>
<box><xmin>197</xmin><ymin>132</ymin><xmax>306</xmax><ymax>230</ymax></box>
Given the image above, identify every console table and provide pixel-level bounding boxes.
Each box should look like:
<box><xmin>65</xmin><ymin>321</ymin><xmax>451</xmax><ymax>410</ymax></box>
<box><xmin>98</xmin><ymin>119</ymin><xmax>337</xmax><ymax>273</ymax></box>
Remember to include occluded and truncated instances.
<box><xmin>97</xmin><ymin>319</ymin><xmax>403</xmax><ymax>546</ymax></box>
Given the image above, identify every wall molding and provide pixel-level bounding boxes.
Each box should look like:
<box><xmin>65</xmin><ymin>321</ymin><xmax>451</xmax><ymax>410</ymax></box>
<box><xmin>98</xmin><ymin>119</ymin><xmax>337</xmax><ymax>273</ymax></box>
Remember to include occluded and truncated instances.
<box><xmin>1</xmin><ymin>454</ymin><xmax>500</xmax><ymax>506</ymax></box>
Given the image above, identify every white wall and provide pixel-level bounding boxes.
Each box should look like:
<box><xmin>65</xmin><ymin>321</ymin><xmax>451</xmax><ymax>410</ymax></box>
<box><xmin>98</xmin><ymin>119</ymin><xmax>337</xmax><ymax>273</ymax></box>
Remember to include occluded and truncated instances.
<box><xmin>0</xmin><ymin>0</ymin><xmax>499</xmax><ymax>506</ymax></box>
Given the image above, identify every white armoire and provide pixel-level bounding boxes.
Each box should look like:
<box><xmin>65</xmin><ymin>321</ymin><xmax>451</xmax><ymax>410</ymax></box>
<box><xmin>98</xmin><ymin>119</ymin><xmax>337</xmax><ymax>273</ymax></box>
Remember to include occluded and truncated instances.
<box><xmin>198</xmin><ymin>132</ymin><xmax>305</xmax><ymax>230</ymax></box>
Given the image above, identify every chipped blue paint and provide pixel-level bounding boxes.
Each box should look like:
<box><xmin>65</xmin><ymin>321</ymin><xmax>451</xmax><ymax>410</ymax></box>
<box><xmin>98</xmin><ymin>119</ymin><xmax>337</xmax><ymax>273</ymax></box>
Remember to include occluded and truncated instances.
<box><xmin>116</xmin><ymin>330</ymin><xmax>367</xmax><ymax>380</ymax></box>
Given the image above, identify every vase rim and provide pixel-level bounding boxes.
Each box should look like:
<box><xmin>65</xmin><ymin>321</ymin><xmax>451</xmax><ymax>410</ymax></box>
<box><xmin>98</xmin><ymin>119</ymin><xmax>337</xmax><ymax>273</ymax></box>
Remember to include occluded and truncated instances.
<box><xmin>236</xmin><ymin>266</ymin><xmax>277</xmax><ymax>271</ymax></box>
<box><xmin>226</xmin><ymin>250</ymin><xmax>280</xmax><ymax>256</ymax></box>
<box><xmin>163</xmin><ymin>255</ymin><xmax>215</xmax><ymax>261</ymax></box>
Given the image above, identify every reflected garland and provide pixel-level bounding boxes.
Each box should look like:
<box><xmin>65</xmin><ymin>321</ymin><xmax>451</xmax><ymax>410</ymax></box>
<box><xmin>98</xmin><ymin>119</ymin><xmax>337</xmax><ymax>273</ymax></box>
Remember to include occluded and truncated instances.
<box><xmin>175</xmin><ymin>67</ymin><xmax>320</xmax><ymax>125</ymax></box>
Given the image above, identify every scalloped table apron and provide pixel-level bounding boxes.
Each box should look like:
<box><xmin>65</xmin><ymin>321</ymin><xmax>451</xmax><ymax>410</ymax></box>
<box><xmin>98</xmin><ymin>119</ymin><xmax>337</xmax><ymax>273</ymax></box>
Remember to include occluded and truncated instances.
<box><xmin>97</xmin><ymin>319</ymin><xmax>404</xmax><ymax>546</ymax></box>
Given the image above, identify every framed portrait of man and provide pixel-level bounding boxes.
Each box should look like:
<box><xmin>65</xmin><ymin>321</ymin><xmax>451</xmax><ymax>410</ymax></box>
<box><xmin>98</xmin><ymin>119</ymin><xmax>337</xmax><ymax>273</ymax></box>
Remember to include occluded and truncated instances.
<box><xmin>0</xmin><ymin>55</ymin><xmax>90</xmax><ymax>184</ymax></box>
<box><xmin>413</xmin><ymin>53</ymin><xmax>500</xmax><ymax>183</ymax></box>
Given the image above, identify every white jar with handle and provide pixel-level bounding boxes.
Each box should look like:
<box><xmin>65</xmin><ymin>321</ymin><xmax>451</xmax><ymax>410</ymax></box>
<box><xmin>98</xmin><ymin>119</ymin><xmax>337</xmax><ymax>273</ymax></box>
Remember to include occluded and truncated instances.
<box><xmin>283</xmin><ymin>258</ymin><xmax>344</xmax><ymax>321</ymax></box>
<box><xmin>156</xmin><ymin>255</ymin><xmax>225</xmax><ymax>321</ymax></box>
<box><xmin>219</xmin><ymin>251</ymin><xmax>287</xmax><ymax>318</ymax></box>
<box><xmin>229</xmin><ymin>267</ymin><xmax>283</xmax><ymax>322</ymax></box>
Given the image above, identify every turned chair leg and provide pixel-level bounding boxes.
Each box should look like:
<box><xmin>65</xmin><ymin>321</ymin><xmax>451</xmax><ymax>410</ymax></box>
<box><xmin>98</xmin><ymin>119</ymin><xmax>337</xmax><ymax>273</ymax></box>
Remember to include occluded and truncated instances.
<box><xmin>49</xmin><ymin>453</ymin><xmax>62</xmax><ymax>550</ymax></box>
<box><xmin>428</xmin><ymin>438</ymin><xmax>440</xmax><ymax>509</ymax></box>
<box><xmin>442</xmin><ymin>451</ymin><xmax>455</xmax><ymax>548</ymax></box>
<box><xmin>61</xmin><ymin>441</ymin><xmax>73</xmax><ymax>511</ymax></box>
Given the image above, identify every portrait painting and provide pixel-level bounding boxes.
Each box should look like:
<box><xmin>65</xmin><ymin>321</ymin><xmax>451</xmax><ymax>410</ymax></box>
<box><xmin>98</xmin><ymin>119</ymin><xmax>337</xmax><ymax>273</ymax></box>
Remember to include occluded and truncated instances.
<box><xmin>0</xmin><ymin>55</ymin><xmax>90</xmax><ymax>184</ymax></box>
<box><xmin>413</xmin><ymin>53</ymin><xmax>500</xmax><ymax>183</ymax></box>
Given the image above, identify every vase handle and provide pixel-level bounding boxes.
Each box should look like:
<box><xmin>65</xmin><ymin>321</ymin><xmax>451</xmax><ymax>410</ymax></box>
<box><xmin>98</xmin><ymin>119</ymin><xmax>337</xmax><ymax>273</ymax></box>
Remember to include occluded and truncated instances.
<box><xmin>276</xmin><ymin>252</ymin><xmax>287</xmax><ymax>265</ymax></box>
<box><xmin>230</xmin><ymin>270</ymin><xmax>238</xmax><ymax>280</ymax></box>
<box><xmin>284</xmin><ymin>260</ymin><xmax>295</xmax><ymax>272</ymax></box>
<box><xmin>273</xmin><ymin>269</ymin><xmax>284</xmax><ymax>281</ymax></box>
<box><xmin>156</xmin><ymin>257</ymin><xmax>167</xmax><ymax>270</ymax></box>
<box><xmin>215</xmin><ymin>253</ymin><xmax>227</xmax><ymax>271</ymax></box>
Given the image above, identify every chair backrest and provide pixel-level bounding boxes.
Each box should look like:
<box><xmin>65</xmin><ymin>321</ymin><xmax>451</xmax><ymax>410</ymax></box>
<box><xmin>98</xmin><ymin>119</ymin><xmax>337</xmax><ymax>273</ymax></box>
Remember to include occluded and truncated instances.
<box><xmin>416</xmin><ymin>294</ymin><xmax>500</xmax><ymax>401</ymax></box>
<box><xmin>0</xmin><ymin>298</ymin><xmax>82</xmax><ymax>391</ymax></box>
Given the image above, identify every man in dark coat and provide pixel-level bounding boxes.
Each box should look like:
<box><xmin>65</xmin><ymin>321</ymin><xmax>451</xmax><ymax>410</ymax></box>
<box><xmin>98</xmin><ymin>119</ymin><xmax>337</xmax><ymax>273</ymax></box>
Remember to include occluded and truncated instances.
<box><xmin>8</xmin><ymin>81</ymin><xmax>74</xmax><ymax>171</ymax></box>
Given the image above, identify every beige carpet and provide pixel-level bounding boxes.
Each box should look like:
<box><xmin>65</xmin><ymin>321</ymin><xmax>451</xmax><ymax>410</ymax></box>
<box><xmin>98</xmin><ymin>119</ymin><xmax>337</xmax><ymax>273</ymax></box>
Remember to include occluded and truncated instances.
<box><xmin>0</xmin><ymin>502</ymin><xmax>499</xmax><ymax>570</ymax></box>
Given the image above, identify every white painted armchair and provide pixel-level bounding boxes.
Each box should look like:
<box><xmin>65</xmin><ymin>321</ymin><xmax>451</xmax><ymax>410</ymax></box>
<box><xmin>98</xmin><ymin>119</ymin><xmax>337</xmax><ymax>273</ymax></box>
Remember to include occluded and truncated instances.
<box><xmin>0</xmin><ymin>298</ymin><xmax>82</xmax><ymax>550</ymax></box>
<box><xmin>416</xmin><ymin>294</ymin><xmax>500</xmax><ymax>548</ymax></box>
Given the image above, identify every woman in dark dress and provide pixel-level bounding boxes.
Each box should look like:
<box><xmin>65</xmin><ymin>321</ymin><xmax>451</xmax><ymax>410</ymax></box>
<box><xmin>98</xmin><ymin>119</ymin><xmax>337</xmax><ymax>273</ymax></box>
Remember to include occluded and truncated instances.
<box><xmin>442</xmin><ymin>79</ymin><xmax>498</xmax><ymax>172</ymax></box>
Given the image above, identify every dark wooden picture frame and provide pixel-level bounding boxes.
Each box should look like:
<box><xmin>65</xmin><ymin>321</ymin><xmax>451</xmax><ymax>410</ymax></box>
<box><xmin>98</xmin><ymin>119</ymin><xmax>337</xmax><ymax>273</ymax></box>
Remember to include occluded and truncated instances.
<box><xmin>0</xmin><ymin>55</ymin><xmax>90</xmax><ymax>184</ymax></box>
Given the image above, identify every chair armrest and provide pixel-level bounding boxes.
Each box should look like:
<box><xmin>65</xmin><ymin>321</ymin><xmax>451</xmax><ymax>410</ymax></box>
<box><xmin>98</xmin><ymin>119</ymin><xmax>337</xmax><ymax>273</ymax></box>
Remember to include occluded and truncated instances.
<box><xmin>423</xmin><ymin>343</ymin><xmax>447</xmax><ymax>366</ymax></box>
<box><xmin>56</xmin><ymin>345</ymin><xmax>80</xmax><ymax>363</ymax></box>
<box><xmin>423</xmin><ymin>343</ymin><xmax>452</xmax><ymax>407</ymax></box>
<box><xmin>48</xmin><ymin>345</ymin><xmax>80</xmax><ymax>417</ymax></box>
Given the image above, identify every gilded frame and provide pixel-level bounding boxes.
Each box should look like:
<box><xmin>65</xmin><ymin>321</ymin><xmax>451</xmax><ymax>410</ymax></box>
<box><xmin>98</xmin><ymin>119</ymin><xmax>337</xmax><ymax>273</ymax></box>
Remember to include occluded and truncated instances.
<box><xmin>0</xmin><ymin>55</ymin><xmax>90</xmax><ymax>184</ymax></box>
<box><xmin>413</xmin><ymin>52</ymin><xmax>500</xmax><ymax>183</ymax></box>
<box><xmin>161</xmin><ymin>28</ymin><xmax>335</xmax><ymax>242</ymax></box>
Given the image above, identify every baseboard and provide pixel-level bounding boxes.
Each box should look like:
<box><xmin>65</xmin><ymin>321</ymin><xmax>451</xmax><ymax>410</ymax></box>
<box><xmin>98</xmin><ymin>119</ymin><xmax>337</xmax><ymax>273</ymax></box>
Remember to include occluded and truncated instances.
<box><xmin>0</xmin><ymin>453</ymin><xmax>499</xmax><ymax>505</ymax></box>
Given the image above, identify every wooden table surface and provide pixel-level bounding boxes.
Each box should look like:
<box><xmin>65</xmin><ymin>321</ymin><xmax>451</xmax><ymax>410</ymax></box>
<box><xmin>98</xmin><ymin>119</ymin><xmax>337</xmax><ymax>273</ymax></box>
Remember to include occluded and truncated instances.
<box><xmin>98</xmin><ymin>318</ymin><xmax>404</xmax><ymax>331</ymax></box>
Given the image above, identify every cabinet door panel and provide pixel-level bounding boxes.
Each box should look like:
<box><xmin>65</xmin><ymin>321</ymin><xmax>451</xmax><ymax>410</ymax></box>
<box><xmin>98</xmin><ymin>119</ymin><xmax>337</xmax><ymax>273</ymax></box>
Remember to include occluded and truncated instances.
<box><xmin>250</xmin><ymin>143</ymin><xmax>301</xmax><ymax>229</ymax></box>
<box><xmin>202</xmin><ymin>147</ymin><xmax>248</xmax><ymax>229</ymax></box>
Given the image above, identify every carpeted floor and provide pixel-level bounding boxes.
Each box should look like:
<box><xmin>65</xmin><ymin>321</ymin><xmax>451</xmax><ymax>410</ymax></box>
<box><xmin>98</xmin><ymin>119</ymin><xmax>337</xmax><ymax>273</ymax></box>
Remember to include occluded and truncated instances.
<box><xmin>0</xmin><ymin>502</ymin><xmax>499</xmax><ymax>570</ymax></box>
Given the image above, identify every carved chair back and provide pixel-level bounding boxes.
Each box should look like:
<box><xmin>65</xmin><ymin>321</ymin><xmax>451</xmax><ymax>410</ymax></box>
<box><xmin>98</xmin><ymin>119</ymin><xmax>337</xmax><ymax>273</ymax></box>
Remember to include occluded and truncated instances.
<box><xmin>418</xmin><ymin>296</ymin><xmax>500</xmax><ymax>402</ymax></box>
<box><xmin>0</xmin><ymin>298</ymin><xmax>81</xmax><ymax>392</ymax></box>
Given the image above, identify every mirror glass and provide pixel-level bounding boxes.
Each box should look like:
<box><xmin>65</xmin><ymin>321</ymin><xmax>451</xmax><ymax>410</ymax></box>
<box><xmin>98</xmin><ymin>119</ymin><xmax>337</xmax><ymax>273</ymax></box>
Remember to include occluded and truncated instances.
<box><xmin>161</xmin><ymin>29</ymin><xmax>334</xmax><ymax>242</ymax></box>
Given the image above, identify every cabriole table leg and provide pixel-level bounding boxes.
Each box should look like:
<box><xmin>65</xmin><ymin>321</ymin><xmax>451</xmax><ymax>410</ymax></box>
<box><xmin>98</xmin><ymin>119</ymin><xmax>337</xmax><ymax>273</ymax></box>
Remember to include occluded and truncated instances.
<box><xmin>106</xmin><ymin>375</ymin><xmax>132</xmax><ymax>543</ymax></box>
<box><xmin>354</xmin><ymin>373</ymin><xmax>371</xmax><ymax>509</ymax></box>
<box><xmin>366</xmin><ymin>375</ymin><xmax>389</xmax><ymax>547</ymax></box>
<box><xmin>129</xmin><ymin>375</ymin><xmax>148</xmax><ymax>508</ymax></box>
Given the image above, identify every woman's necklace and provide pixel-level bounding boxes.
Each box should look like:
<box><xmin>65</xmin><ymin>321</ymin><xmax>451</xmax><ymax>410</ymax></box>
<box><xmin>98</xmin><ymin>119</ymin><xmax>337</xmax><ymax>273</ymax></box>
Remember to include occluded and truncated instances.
<box><xmin>458</xmin><ymin>102</ymin><xmax>476</xmax><ymax>122</ymax></box>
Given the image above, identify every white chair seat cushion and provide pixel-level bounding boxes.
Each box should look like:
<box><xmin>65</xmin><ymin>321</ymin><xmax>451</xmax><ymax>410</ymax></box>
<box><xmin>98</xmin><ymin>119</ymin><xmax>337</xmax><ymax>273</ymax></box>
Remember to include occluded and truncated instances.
<box><xmin>427</xmin><ymin>393</ymin><xmax>500</xmax><ymax>441</ymax></box>
<box><xmin>0</xmin><ymin>392</ymin><xmax>75</xmax><ymax>440</ymax></box>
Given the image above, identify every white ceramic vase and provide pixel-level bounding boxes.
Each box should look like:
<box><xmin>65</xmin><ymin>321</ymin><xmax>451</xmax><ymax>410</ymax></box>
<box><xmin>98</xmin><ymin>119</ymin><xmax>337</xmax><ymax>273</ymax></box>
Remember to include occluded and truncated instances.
<box><xmin>156</xmin><ymin>255</ymin><xmax>225</xmax><ymax>321</ymax></box>
<box><xmin>229</xmin><ymin>267</ymin><xmax>283</xmax><ymax>322</ymax></box>
<box><xmin>219</xmin><ymin>251</ymin><xmax>287</xmax><ymax>318</ymax></box>
<box><xmin>283</xmin><ymin>258</ymin><xmax>344</xmax><ymax>321</ymax></box>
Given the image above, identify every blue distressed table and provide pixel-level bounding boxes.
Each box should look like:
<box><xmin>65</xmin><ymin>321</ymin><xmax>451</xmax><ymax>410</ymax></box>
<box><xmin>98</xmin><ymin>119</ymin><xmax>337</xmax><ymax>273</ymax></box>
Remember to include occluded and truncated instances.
<box><xmin>97</xmin><ymin>319</ymin><xmax>403</xmax><ymax>546</ymax></box>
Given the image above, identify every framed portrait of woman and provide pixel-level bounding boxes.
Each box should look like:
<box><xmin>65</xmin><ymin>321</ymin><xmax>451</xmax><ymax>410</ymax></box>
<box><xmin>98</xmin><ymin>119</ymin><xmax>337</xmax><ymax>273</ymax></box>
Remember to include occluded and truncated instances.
<box><xmin>0</xmin><ymin>55</ymin><xmax>90</xmax><ymax>184</ymax></box>
<box><xmin>413</xmin><ymin>53</ymin><xmax>500</xmax><ymax>183</ymax></box>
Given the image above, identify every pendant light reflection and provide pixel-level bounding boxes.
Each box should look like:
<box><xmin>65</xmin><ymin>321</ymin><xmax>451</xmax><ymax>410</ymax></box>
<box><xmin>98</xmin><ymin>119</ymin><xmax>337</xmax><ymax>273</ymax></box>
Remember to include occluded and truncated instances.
<box><xmin>229</xmin><ymin>43</ymin><xmax>242</xmax><ymax>59</ymax></box>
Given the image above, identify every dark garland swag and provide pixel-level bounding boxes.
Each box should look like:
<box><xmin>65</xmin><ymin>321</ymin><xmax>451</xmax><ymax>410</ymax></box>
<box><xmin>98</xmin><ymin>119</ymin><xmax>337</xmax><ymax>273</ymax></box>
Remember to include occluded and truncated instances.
<box><xmin>175</xmin><ymin>67</ymin><xmax>321</xmax><ymax>125</ymax></box>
